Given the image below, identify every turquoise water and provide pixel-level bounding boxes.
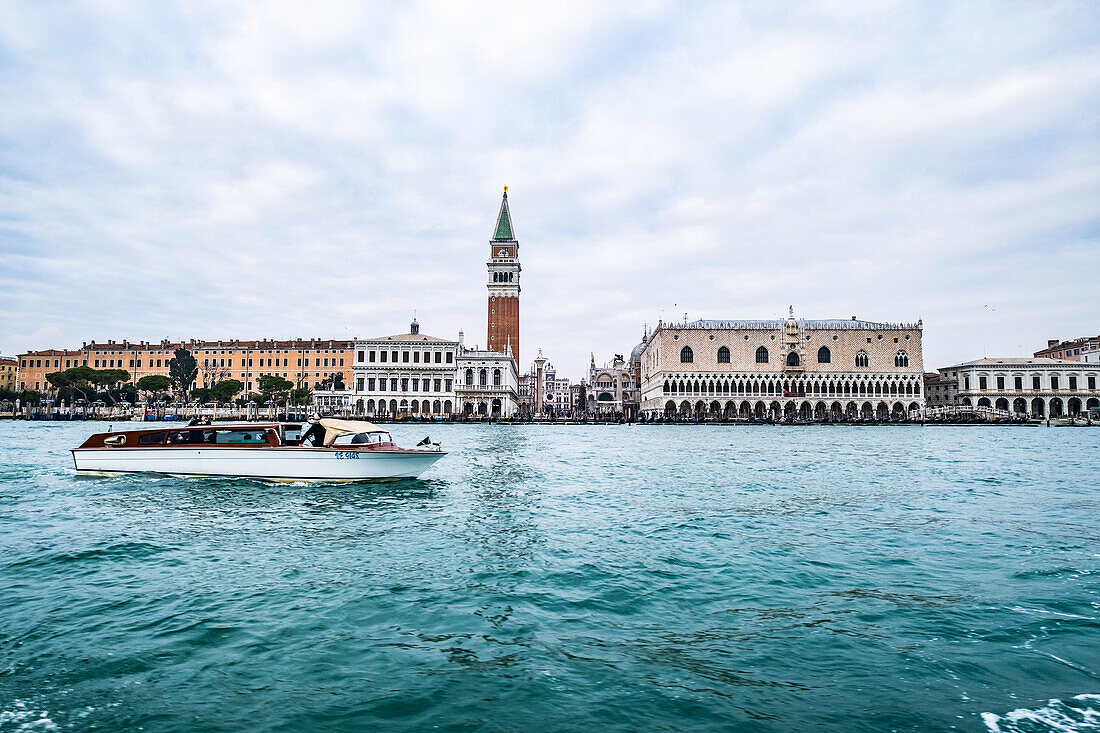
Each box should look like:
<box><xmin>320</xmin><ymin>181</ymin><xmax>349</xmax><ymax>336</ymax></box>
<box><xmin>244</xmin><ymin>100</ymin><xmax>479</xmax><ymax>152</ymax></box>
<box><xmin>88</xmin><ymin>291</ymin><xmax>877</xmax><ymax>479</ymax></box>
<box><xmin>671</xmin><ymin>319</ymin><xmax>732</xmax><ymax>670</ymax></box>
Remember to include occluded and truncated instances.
<box><xmin>1</xmin><ymin>422</ymin><xmax>1098</xmax><ymax>732</ymax></box>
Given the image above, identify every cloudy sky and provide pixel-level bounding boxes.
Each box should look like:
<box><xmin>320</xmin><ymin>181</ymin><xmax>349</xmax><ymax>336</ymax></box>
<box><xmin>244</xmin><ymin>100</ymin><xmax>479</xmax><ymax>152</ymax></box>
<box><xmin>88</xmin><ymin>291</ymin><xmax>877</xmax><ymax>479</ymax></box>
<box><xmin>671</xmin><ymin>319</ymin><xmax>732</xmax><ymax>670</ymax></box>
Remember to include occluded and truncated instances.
<box><xmin>1</xmin><ymin>1</ymin><xmax>1097</xmax><ymax>377</ymax></box>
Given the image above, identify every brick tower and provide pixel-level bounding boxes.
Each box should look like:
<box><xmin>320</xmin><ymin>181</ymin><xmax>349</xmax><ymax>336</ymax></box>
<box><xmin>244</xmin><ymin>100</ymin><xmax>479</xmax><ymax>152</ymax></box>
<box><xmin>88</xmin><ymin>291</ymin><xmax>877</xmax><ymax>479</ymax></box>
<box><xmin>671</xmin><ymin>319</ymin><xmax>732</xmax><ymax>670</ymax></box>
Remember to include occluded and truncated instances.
<box><xmin>487</xmin><ymin>187</ymin><xmax>520</xmax><ymax>366</ymax></box>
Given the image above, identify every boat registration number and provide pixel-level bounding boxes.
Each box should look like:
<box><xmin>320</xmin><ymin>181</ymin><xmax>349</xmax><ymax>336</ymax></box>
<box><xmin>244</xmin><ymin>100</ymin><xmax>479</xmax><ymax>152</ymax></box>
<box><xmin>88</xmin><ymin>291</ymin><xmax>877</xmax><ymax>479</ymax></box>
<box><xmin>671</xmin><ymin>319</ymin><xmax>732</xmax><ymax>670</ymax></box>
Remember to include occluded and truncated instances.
<box><xmin>334</xmin><ymin>451</ymin><xmax>359</xmax><ymax>459</ymax></box>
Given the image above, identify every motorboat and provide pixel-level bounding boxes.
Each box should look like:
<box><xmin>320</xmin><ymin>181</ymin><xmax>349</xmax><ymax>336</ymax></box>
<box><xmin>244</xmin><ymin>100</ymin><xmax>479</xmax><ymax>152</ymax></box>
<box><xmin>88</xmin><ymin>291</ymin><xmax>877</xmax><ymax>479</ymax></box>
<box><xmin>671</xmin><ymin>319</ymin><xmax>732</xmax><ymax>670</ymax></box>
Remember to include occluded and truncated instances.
<box><xmin>71</xmin><ymin>419</ymin><xmax>445</xmax><ymax>481</ymax></box>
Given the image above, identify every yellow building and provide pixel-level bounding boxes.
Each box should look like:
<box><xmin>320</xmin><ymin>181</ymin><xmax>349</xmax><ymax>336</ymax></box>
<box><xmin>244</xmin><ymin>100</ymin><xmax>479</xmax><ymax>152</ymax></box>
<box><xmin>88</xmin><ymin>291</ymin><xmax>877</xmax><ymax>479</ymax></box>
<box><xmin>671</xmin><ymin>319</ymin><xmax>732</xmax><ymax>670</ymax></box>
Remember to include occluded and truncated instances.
<box><xmin>0</xmin><ymin>355</ymin><xmax>17</xmax><ymax>392</ymax></box>
<box><xmin>18</xmin><ymin>339</ymin><xmax>353</xmax><ymax>395</ymax></box>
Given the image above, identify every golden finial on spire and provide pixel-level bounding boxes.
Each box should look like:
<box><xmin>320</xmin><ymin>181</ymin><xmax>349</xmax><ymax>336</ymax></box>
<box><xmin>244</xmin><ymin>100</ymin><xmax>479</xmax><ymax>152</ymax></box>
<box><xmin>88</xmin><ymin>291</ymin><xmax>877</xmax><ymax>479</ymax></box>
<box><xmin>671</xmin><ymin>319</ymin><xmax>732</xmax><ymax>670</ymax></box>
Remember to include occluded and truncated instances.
<box><xmin>504</xmin><ymin>185</ymin><xmax>508</xmax><ymax>193</ymax></box>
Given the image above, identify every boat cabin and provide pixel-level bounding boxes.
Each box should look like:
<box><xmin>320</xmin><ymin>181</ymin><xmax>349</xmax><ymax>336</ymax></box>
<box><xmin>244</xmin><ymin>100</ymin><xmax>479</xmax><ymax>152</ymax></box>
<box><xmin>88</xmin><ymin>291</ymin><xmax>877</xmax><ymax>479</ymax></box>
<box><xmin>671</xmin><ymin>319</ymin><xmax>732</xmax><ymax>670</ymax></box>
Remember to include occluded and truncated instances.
<box><xmin>78</xmin><ymin>420</ymin><xmax>396</xmax><ymax>450</ymax></box>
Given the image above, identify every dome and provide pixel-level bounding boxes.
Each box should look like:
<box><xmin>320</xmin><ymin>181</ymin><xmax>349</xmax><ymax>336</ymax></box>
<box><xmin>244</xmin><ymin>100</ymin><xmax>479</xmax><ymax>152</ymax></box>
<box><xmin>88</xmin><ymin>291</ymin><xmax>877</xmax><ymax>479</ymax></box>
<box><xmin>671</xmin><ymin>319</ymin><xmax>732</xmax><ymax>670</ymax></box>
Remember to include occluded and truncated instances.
<box><xmin>629</xmin><ymin>341</ymin><xmax>645</xmax><ymax>363</ymax></box>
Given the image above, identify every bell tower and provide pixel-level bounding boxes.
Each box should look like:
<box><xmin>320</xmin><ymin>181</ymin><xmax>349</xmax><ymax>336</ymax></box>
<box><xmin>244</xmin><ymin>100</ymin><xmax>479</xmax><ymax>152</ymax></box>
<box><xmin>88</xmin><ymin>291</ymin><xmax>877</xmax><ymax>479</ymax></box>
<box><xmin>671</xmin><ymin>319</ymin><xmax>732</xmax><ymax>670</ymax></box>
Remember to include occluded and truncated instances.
<box><xmin>487</xmin><ymin>186</ymin><xmax>520</xmax><ymax>365</ymax></box>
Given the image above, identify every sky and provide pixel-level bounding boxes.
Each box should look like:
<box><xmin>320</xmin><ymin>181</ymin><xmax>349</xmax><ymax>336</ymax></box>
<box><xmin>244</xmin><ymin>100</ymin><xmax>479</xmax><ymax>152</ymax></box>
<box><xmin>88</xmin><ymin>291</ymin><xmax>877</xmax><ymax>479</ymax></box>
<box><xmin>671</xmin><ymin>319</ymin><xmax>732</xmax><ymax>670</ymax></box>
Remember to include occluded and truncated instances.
<box><xmin>1</xmin><ymin>1</ymin><xmax>1098</xmax><ymax>379</ymax></box>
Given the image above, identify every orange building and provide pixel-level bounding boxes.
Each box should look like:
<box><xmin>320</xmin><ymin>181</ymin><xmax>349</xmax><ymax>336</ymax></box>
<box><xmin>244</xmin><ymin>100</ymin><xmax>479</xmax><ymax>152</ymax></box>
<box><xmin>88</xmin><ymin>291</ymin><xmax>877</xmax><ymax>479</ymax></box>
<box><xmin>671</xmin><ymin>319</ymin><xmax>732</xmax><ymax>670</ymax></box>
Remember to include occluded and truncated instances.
<box><xmin>18</xmin><ymin>339</ymin><xmax>353</xmax><ymax>395</ymax></box>
<box><xmin>1035</xmin><ymin>336</ymin><xmax>1100</xmax><ymax>361</ymax></box>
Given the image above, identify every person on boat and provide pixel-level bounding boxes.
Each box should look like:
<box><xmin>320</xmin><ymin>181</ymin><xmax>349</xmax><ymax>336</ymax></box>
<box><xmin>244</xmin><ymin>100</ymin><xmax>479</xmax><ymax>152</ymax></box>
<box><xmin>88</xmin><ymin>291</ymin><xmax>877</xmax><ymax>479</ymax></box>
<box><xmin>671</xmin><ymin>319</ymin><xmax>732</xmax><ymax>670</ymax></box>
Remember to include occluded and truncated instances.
<box><xmin>300</xmin><ymin>414</ymin><xmax>326</xmax><ymax>447</ymax></box>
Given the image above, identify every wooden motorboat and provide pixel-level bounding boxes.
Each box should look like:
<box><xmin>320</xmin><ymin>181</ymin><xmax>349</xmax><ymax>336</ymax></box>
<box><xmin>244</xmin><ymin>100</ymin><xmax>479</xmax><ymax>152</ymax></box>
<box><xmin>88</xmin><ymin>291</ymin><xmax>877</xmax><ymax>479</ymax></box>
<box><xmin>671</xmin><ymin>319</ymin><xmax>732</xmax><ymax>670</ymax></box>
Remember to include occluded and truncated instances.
<box><xmin>71</xmin><ymin>419</ymin><xmax>445</xmax><ymax>481</ymax></box>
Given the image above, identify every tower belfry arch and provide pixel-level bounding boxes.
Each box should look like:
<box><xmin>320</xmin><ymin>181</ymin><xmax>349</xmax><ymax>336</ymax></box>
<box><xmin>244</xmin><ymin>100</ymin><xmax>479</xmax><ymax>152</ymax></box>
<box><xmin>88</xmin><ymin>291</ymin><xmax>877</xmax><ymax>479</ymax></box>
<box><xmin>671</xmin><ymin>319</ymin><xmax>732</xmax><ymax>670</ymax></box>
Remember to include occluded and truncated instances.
<box><xmin>486</xmin><ymin>187</ymin><xmax>521</xmax><ymax>365</ymax></box>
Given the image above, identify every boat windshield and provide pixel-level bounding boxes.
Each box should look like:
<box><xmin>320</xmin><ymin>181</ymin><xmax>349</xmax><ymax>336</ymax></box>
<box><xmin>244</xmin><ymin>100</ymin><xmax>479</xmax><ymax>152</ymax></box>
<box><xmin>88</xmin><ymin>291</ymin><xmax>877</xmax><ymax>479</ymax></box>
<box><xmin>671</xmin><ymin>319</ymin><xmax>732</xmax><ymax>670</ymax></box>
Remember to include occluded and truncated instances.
<box><xmin>331</xmin><ymin>431</ymin><xmax>392</xmax><ymax>446</ymax></box>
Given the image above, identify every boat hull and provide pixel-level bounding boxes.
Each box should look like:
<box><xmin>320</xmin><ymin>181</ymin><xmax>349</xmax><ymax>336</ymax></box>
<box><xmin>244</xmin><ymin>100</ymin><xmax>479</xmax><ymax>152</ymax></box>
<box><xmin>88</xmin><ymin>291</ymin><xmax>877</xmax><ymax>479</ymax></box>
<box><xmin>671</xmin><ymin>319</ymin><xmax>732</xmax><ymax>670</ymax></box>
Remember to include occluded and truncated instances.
<box><xmin>71</xmin><ymin>447</ymin><xmax>445</xmax><ymax>481</ymax></box>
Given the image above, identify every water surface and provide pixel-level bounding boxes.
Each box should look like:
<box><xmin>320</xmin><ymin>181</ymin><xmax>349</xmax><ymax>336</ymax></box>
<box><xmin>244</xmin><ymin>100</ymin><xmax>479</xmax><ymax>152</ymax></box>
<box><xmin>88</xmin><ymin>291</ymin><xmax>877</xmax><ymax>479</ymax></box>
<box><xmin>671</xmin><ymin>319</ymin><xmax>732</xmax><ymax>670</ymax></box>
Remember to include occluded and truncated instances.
<box><xmin>1</xmin><ymin>422</ymin><xmax>1098</xmax><ymax>731</ymax></box>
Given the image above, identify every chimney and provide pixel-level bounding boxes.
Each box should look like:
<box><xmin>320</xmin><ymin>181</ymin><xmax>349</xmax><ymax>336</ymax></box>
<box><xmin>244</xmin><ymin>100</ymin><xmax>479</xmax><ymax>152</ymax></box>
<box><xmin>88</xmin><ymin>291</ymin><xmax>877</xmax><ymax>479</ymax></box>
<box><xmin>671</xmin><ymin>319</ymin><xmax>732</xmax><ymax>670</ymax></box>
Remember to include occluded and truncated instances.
<box><xmin>1047</xmin><ymin>339</ymin><xmax>1059</xmax><ymax>348</ymax></box>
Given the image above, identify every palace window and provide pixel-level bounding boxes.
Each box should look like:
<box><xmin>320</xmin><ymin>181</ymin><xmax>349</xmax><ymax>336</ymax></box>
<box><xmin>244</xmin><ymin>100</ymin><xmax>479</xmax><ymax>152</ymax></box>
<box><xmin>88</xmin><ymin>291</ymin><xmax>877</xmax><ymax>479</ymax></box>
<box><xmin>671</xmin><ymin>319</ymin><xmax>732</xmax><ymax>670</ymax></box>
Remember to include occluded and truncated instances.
<box><xmin>402</xmin><ymin>352</ymin><xmax>409</xmax><ymax>363</ymax></box>
<box><xmin>1051</xmin><ymin>376</ymin><xmax>1059</xmax><ymax>390</ymax></box>
<box><xmin>755</xmin><ymin>346</ymin><xmax>769</xmax><ymax>364</ymax></box>
<box><xmin>680</xmin><ymin>346</ymin><xmax>693</xmax><ymax>363</ymax></box>
<box><xmin>979</xmin><ymin>377</ymin><xmax>987</xmax><ymax>390</ymax></box>
<box><xmin>446</xmin><ymin>352</ymin><xmax>453</xmax><ymax>364</ymax></box>
<box><xmin>855</xmin><ymin>350</ymin><xmax>869</xmax><ymax>368</ymax></box>
<box><xmin>1089</xmin><ymin>376</ymin><xmax>1096</xmax><ymax>390</ymax></box>
<box><xmin>786</xmin><ymin>351</ymin><xmax>800</xmax><ymax>367</ymax></box>
<box><xmin>895</xmin><ymin>350</ymin><xmax>909</xmax><ymax>367</ymax></box>
<box><xmin>1032</xmin><ymin>376</ymin><xmax>1040</xmax><ymax>389</ymax></box>
<box><xmin>717</xmin><ymin>346</ymin><xmax>730</xmax><ymax>363</ymax></box>
<box><xmin>367</xmin><ymin>378</ymin><xmax>375</xmax><ymax>391</ymax></box>
<box><xmin>479</xmin><ymin>369</ymin><xmax>487</xmax><ymax>387</ymax></box>
<box><xmin>817</xmin><ymin>346</ymin><xmax>831</xmax><ymax>364</ymax></box>
<box><xmin>1069</xmin><ymin>376</ymin><xmax>1077</xmax><ymax>390</ymax></box>
<box><xmin>493</xmin><ymin>369</ymin><xmax>502</xmax><ymax>386</ymax></box>
<box><xmin>1014</xmin><ymin>376</ymin><xmax>1022</xmax><ymax>390</ymax></box>
<box><xmin>997</xmin><ymin>376</ymin><xmax>1004</xmax><ymax>390</ymax></box>
<box><xmin>465</xmin><ymin>369</ymin><xmax>474</xmax><ymax>386</ymax></box>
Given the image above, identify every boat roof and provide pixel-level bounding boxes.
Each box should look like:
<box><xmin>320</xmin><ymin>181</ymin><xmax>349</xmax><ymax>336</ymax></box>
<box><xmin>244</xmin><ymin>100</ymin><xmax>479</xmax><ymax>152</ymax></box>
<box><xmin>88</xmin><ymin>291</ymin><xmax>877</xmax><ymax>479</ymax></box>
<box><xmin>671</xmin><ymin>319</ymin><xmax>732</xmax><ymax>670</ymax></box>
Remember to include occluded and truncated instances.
<box><xmin>317</xmin><ymin>418</ymin><xmax>387</xmax><ymax>446</ymax></box>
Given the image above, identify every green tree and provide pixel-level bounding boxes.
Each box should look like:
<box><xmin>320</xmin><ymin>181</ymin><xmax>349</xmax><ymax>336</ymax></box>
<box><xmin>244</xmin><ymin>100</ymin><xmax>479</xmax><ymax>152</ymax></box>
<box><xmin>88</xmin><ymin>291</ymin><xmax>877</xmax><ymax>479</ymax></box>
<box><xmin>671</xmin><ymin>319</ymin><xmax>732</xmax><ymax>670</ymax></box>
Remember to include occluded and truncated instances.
<box><xmin>168</xmin><ymin>348</ymin><xmax>198</xmax><ymax>400</ymax></box>
<box><xmin>190</xmin><ymin>387</ymin><xmax>213</xmax><ymax>403</ymax></box>
<box><xmin>91</xmin><ymin>369</ymin><xmax>131</xmax><ymax>404</ymax></box>
<box><xmin>235</xmin><ymin>392</ymin><xmax>263</xmax><ymax>406</ymax></box>
<box><xmin>575</xmin><ymin>383</ymin><xmax>587</xmax><ymax>415</ymax></box>
<box><xmin>46</xmin><ymin>366</ymin><xmax>98</xmax><ymax>404</ymax></box>
<box><xmin>258</xmin><ymin>375</ymin><xmax>294</xmax><ymax>402</ymax></box>
<box><xmin>211</xmin><ymin>379</ymin><xmax>243</xmax><ymax>404</ymax></box>
<box><xmin>136</xmin><ymin>374</ymin><xmax>172</xmax><ymax>401</ymax></box>
<box><xmin>289</xmin><ymin>386</ymin><xmax>313</xmax><ymax>406</ymax></box>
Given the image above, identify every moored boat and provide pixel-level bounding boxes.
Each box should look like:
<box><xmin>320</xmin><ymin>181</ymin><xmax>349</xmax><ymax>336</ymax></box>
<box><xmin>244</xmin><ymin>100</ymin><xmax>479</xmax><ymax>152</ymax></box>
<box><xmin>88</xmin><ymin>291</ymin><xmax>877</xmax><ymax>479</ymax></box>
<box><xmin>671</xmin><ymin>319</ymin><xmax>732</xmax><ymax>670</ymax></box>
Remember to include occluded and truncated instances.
<box><xmin>71</xmin><ymin>419</ymin><xmax>445</xmax><ymax>481</ymax></box>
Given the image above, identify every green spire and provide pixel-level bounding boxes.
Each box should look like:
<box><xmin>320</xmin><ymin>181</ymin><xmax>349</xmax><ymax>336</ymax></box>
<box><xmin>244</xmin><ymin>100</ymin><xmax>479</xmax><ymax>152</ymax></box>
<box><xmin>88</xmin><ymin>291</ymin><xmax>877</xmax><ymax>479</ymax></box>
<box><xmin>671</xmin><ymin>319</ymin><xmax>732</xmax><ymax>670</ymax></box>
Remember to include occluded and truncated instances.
<box><xmin>492</xmin><ymin>187</ymin><xmax>514</xmax><ymax>241</ymax></box>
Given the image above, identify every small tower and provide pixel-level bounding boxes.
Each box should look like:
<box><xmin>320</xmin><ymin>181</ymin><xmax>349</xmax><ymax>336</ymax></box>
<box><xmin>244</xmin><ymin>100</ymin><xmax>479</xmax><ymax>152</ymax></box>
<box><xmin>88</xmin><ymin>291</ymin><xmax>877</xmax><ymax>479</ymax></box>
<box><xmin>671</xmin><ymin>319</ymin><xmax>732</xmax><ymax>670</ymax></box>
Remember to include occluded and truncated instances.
<box><xmin>410</xmin><ymin>317</ymin><xmax>420</xmax><ymax>335</ymax></box>
<box><xmin>487</xmin><ymin>187</ymin><xmax>521</xmax><ymax>365</ymax></box>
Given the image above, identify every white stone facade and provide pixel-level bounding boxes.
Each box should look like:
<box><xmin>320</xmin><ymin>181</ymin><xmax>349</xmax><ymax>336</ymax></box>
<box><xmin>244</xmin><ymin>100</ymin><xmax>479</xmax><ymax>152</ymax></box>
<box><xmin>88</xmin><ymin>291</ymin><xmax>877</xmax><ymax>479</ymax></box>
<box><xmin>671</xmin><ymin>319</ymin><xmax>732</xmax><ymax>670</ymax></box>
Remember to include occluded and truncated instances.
<box><xmin>456</xmin><ymin>347</ymin><xmax>519</xmax><ymax>417</ymax></box>
<box><xmin>349</xmin><ymin>321</ymin><xmax>458</xmax><ymax>417</ymax></box>
<box><xmin>638</xmin><ymin>313</ymin><xmax>925</xmax><ymax>420</ymax></box>
<box><xmin>934</xmin><ymin>358</ymin><xmax>1100</xmax><ymax>417</ymax></box>
<box><xmin>587</xmin><ymin>354</ymin><xmax>637</xmax><ymax>417</ymax></box>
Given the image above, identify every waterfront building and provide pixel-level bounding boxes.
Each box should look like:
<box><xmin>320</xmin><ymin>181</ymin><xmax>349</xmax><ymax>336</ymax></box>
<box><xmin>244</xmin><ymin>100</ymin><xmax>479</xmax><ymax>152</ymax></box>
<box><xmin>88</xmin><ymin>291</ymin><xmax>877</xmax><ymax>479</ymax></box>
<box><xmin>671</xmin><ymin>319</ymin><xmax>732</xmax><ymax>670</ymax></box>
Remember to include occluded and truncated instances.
<box><xmin>18</xmin><ymin>339</ymin><xmax>353</xmax><ymax>395</ymax></box>
<box><xmin>456</xmin><ymin>344</ymin><xmax>519</xmax><ymax>417</ymax></box>
<box><xmin>517</xmin><ymin>373</ymin><xmax>532</xmax><ymax>417</ymax></box>
<box><xmin>587</xmin><ymin>353</ymin><xmax>638</xmax><ymax>419</ymax></box>
<box><xmin>922</xmin><ymin>371</ymin><xmax>958</xmax><ymax>407</ymax></box>
<box><xmin>1034</xmin><ymin>335</ymin><xmax>1100</xmax><ymax>361</ymax></box>
<box><xmin>486</xmin><ymin>187</ymin><xmax>521</xmax><ymax>366</ymax></box>
<box><xmin>931</xmin><ymin>358</ymin><xmax>1100</xmax><ymax>417</ymax></box>
<box><xmin>0</xmin><ymin>354</ymin><xmax>18</xmax><ymax>392</ymax></box>
<box><xmin>347</xmin><ymin>320</ymin><xmax>457</xmax><ymax>417</ymax></box>
<box><xmin>638</xmin><ymin>309</ymin><xmax>925</xmax><ymax>420</ymax></box>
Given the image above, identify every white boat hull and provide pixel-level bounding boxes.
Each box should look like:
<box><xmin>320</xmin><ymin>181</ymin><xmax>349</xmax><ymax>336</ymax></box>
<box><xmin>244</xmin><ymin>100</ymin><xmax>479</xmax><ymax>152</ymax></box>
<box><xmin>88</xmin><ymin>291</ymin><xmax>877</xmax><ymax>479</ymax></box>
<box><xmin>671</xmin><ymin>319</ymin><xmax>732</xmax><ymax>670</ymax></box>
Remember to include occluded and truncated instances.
<box><xmin>71</xmin><ymin>447</ymin><xmax>445</xmax><ymax>481</ymax></box>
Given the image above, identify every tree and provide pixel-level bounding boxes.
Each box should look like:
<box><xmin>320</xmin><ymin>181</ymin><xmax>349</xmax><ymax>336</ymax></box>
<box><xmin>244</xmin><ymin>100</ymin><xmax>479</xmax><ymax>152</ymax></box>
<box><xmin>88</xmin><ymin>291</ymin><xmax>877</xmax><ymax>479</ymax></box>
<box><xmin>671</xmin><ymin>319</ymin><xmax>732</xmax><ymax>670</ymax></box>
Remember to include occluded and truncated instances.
<box><xmin>47</xmin><ymin>366</ymin><xmax>98</xmax><ymax>404</ymax></box>
<box><xmin>258</xmin><ymin>375</ymin><xmax>294</xmax><ymax>402</ymax></box>
<box><xmin>211</xmin><ymin>379</ymin><xmax>243</xmax><ymax>404</ymax></box>
<box><xmin>190</xmin><ymin>387</ymin><xmax>213</xmax><ymax>403</ymax></box>
<box><xmin>91</xmin><ymin>369</ymin><xmax>131</xmax><ymax>404</ymax></box>
<box><xmin>168</xmin><ymin>348</ymin><xmax>198</xmax><ymax>400</ymax></box>
<box><xmin>575</xmin><ymin>383</ymin><xmax>588</xmax><ymax>416</ymax></box>
<box><xmin>289</xmin><ymin>386</ymin><xmax>313</xmax><ymax>406</ymax></box>
<box><xmin>137</xmin><ymin>375</ymin><xmax>172</xmax><ymax>401</ymax></box>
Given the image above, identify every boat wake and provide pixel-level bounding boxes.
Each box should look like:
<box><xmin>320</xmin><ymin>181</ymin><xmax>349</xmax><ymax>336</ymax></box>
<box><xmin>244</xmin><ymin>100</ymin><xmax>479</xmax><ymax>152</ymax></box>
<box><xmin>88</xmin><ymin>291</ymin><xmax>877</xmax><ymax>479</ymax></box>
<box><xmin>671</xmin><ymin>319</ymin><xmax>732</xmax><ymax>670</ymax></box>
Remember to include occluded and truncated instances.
<box><xmin>982</xmin><ymin>694</ymin><xmax>1100</xmax><ymax>732</ymax></box>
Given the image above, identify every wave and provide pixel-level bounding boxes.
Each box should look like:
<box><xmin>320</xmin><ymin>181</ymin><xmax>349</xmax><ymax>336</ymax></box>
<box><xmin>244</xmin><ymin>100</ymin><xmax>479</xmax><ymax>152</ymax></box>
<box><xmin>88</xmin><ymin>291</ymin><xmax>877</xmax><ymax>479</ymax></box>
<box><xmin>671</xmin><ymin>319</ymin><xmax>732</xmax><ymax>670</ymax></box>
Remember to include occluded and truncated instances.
<box><xmin>0</xmin><ymin>700</ymin><xmax>59</xmax><ymax>731</ymax></box>
<box><xmin>982</xmin><ymin>694</ymin><xmax>1100</xmax><ymax>732</ymax></box>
